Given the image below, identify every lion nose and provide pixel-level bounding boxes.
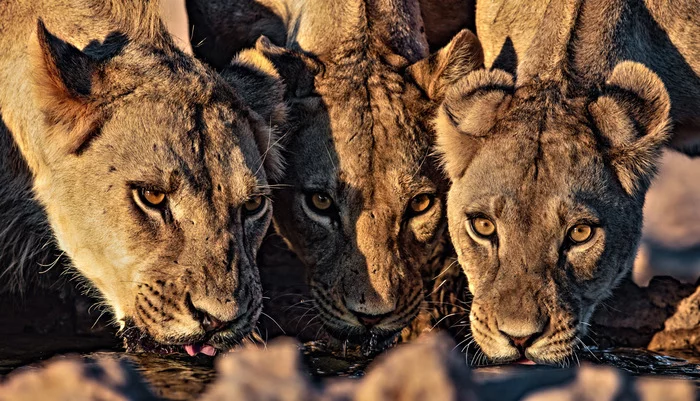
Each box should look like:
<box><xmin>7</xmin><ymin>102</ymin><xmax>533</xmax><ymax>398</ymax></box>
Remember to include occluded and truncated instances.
<box><xmin>193</xmin><ymin>308</ymin><xmax>229</xmax><ymax>334</ymax></box>
<box><xmin>499</xmin><ymin>329</ymin><xmax>543</xmax><ymax>352</ymax></box>
<box><xmin>350</xmin><ymin>310</ymin><xmax>389</xmax><ymax>328</ymax></box>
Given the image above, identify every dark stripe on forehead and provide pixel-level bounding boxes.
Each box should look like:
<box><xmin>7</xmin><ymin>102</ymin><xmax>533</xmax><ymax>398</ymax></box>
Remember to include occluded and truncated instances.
<box><xmin>186</xmin><ymin>103</ymin><xmax>215</xmax><ymax>204</ymax></box>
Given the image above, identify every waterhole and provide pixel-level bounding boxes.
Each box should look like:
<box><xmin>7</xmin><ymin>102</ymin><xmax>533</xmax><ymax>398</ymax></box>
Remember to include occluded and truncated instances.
<box><xmin>2</xmin><ymin>334</ymin><xmax>700</xmax><ymax>401</ymax></box>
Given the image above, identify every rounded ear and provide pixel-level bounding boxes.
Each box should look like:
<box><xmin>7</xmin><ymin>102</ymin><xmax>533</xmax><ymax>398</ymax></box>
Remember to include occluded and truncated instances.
<box><xmin>252</xmin><ymin>36</ymin><xmax>321</xmax><ymax>99</ymax></box>
<box><xmin>29</xmin><ymin>20</ymin><xmax>106</xmax><ymax>155</ymax></box>
<box><xmin>434</xmin><ymin>69</ymin><xmax>514</xmax><ymax>180</ymax></box>
<box><xmin>406</xmin><ymin>29</ymin><xmax>484</xmax><ymax>101</ymax></box>
<box><xmin>219</xmin><ymin>42</ymin><xmax>291</xmax><ymax>182</ymax></box>
<box><xmin>224</xmin><ymin>45</ymin><xmax>288</xmax><ymax>128</ymax></box>
<box><xmin>588</xmin><ymin>61</ymin><xmax>671</xmax><ymax>197</ymax></box>
<box><xmin>220</xmin><ymin>36</ymin><xmax>322</xmax><ymax>181</ymax></box>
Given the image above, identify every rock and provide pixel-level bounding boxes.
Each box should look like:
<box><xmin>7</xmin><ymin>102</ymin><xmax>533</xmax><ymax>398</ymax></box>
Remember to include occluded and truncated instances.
<box><xmin>515</xmin><ymin>365</ymin><xmax>694</xmax><ymax>401</ymax></box>
<box><xmin>590</xmin><ymin>277</ymin><xmax>695</xmax><ymax>348</ymax></box>
<box><xmin>633</xmin><ymin>149</ymin><xmax>700</xmax><ymax>286</ymax></box>
<box><xmin>202</xmin><ymin>333</ymin><xmax>478</xmax><ymax>401</ymax></box>
<box><xmin>1</xmin><ymin>335</ymin><xmax>697</xmax><ymax>401</ymax></box>
<box><xmin>0</xmin><ymin>356</ymin><xmax>156</xmax><ymax>401</ymax></box>
<box><xmin>641</xmin><ymin>150</ymin><xmax>700</xmax><ymax>252</ymax></box>
<box><xmin>201</xmin><ymin>337</ymin><xmax>318</xmax><ymax>401</ymax></box>
<box><xmin>339</xmin><ymin>333</ymin><xmax>478</xmax><ymax>401</ymax></box>
<box><xmin>649</xmin><ymin>283</ymin><xmax>700</xmax><ymax>352</ymax></box>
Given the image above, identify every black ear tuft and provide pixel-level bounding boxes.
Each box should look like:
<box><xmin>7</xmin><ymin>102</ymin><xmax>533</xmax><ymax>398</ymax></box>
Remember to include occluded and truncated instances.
<box><xmin>224</xmin><ymin>45</ymin><xmax>287</xmax><ymax>128</ymax></box>
<box><xmin>220</xmin><ymin>38</ymin><xmax>292</xmax><ymax>181</ymax></box>
<box><xmin>588</xmin><ymin>61</ymin><xmax>671</xmax><ymax>197</ymax></box>
<box><xmin>30</xmin><ymin>19</ymin><xmax>104</xmax><ymax>154</ymax></box>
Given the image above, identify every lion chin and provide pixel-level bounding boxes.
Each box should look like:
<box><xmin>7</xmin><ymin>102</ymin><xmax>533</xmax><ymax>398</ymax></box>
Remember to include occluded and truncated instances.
<box><xmin>119</xmin><ymin>325</ymin><xmax>238</xmax><ymax>357</ymax></box>
<box><xmin>119</xmin><ymin>318</ymin><xmax>256</xmax><ymax>357</ymax></box>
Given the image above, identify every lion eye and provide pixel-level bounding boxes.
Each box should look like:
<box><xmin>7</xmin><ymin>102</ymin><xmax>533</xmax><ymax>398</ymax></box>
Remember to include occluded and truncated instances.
<box><xmin>139</xmin><ymin>189</ymin><xmax>166</xmax><ymax>208</ymax></box>
<box><xmin>408</xmin><ymin>194</ymin><xmax>434</xmax><ymax>216</ymax></box>
<box><xmin>470</xmin><ymin>217</ymin><xmax>496</xmax><ymax>238</ymax></box>
<box><xmin>568</xmin><ymin>224</ymin><xmax>593</xmax><ymax>244</ymax></box>
<box><xmin>309</xmin><ymin>193</ymin><xmax>333</xmax><ymax>212</ymax></box>
<box><xmin>243</xmin><ymin>195</ymin><xmax>266</xmax><ymax>215</ymax></box>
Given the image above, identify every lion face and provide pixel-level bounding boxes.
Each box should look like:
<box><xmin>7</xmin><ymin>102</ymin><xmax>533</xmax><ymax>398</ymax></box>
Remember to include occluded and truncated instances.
<box><xmin>436</xmin><ymin>65</ymin><xmax>671</xmax><ymax>364</ymax></box>
<box><xmin>46</xmin><ymin>99</ymin><xmax>270</xmax><ymax>352</ymax></box>
<box><xmin>272</xmin><ymin>96</ymin><xmax>446</xmax><ymax>346</ymax></box>
<box><xmin>446</xmin><ymin>115</ymin><xmax>642</xmax><ymax>365</ymax></box>
<box><xmin>24</xmin><ymin>23</ymin><xmax>285</xmax><ymax>353</ymax></box>
<box><xmin>250</xmin><ymin>30</ymin><xmax>483</xmax><ymax>349</ymax></box>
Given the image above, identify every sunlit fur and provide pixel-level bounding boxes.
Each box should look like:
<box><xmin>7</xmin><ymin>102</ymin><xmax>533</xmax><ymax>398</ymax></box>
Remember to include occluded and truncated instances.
<box><xmin>0</xmin><ymin>0</ymin><xmax>286</xmax><ymax>351</ymax></box>
<box><xmin>436</xmin><ymin>62</ymin><xmax>671</xmax><ymax>365</ymax></box>
<box><xmin>222</xmin><ymin>0</ymin><xmax>485</xmax><ymax>348</ymax></box>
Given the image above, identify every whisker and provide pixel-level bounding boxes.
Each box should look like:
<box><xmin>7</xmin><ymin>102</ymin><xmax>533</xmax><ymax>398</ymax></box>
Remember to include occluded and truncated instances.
<box><xmin>260</xmin><ymin>312</ymin><xmax>286</xmax><ymax>335</ymax></box>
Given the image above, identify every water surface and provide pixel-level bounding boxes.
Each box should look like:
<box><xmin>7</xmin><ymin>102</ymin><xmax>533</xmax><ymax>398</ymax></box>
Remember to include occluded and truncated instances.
<box><xmin>3</xmin><ymin>335</ymin><xmax>700</xmax><ymax>401</ymax></box>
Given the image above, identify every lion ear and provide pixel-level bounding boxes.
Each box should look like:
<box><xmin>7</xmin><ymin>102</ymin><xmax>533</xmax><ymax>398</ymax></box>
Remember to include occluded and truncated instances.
<box><xmin>219</xmin><ymin>42</ymin><xmax>292</xmax><ymax>181</ymax></box>
<box><xmin>407</xmin><ymin>29</ymin><xmax>484</xmax><ymax>101</ymax></box>
<box><xmin>30</xmin><ymin>20</ymin><xmax>105</xmax><ymax>155</ymax></box>
<box><xmin>251</xmin><ymin>36</ymin><xmax>321</xmax><ymax>99</ymax></box>
<box><xmin>588</xmin><ymin>61</ymin><xmax>671</xmax><ymax>197</ymax></box>
<box><xmin>223</xmin><ymin>45</ymin><xmax>288</xmax><ymax>128</ymax></box>
<box><xmin>434</xmin><ymin>69</ymin><xmax>514</xmax><ymax>180</ymax></box>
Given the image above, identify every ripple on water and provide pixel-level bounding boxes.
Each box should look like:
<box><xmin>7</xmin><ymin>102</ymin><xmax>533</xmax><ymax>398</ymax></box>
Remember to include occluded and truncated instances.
<box><xmin>4</xmin><ymin>338</ymin><xmax>700</xmax><ymax>400</ymax></box>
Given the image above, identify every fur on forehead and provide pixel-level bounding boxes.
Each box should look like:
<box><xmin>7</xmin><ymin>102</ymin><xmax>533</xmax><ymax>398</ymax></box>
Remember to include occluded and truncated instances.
<box><xmin>435</xmin><ymin>62</ymin><xmax>671</xmax><ymax>198</ymax></box>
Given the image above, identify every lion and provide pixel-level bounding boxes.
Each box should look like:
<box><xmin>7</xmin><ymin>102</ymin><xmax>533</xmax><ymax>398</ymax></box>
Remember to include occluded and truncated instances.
<box><xmin>191</xmin><ymin>0</ymin><xmax>484</xmax><ymax>352</ymax></box>
<box><xmin>0</xmin><ymin>0</ymin><xmax>287</xmax><ymax>355</ymax></box>
<box><xmin>434</xmin><ymin>0</ymin><xmax>699</xmax><ymax>364</ymax></box>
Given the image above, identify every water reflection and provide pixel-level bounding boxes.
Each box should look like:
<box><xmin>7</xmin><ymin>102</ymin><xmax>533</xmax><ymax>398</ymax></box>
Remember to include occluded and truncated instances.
<box><xmin>3</xmin><ymin>338</ymin><xmax>700</xmax><ymax>401</ymax></box>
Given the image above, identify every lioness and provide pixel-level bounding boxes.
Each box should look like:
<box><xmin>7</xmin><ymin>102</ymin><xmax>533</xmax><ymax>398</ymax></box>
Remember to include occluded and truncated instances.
<box><xmin>0</xmin><ymin>0</ymin><xmax>286</xmax><ymax>355</ymax></box>
<box><xmin>191</xmin><ymin>0</ymin><xmax>484</xmax><ymax>351</ymax></box>
<box><xmin>435</xmin><ymin>0</ymin><xmax>698</xmax><ymax>364</ymax></box>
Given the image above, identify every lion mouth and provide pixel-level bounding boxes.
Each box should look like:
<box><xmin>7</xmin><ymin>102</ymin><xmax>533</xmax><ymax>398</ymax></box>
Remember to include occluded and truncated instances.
<box><xmin>120</xmin><ymin>319</ymin><xmax>238</xmax><ymax>357</ymax></box>
<box><xmin>183</xmin><ymin>343</ymin><xmax>218</xmax><ymax>356</ymax></box>
<box><xmin>324</xmin><ymin>325</ymin><xmax>401</xmax><ymax>356</ymax></box>
<box><xmin>122</xmin><ymin>330</ymin><xmax>222</xmax><ymax>357</ymax></box>
<box><xmin>513</xmin><ymin>357</ymin><xmax>537</xmax><ymax>365</ymax></box>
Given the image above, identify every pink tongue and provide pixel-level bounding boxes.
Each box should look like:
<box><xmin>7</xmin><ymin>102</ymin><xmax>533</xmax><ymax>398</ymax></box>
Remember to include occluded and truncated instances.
<box><xmin>184</xmin><ymin>344</ymin><xmax>201</xmax><ymax>356</ymax></box>
<box><xmin>200</xmin><ymin>345</ymin><xmax>217</xmax><ymax>356</ymax></box>
<box><xmin>184</xmin><ymin>344</ymin><xmax>217</xmax><ymax>357</ymax></box>
<box><xmin>515</xmin><ymin>358</ymin><xmax>537</xmax><ymax>365</ymax></box>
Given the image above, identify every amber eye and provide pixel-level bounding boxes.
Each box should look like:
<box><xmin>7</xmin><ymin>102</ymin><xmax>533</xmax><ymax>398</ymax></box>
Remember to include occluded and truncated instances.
<box><xmin>568</xmin><ymin>224</ymin><xmax>594</xmax><ymax>244</ymax></box>
<box><xmin>470</xmin><ymin>217</ymin><xmax>496</xmax><ymax>238</ymax></box>
<box><xmin>139</xmin><ymin>189</ymin><xmax>166</xmax><ymax>208</ymax></box>
<box><xmin>308</xmin><ymin>193</ymin><xmax>333</xmax><ymax>212</ymax></box>
<box><xmin>408</xmin><ymin>194</ymin><xmax>434</xmax><ymax>216</ymax></box>
<box><xmin>243</xmin><ymin>195</ymin><xmax>266</xmax><ymax>215</ymax></box>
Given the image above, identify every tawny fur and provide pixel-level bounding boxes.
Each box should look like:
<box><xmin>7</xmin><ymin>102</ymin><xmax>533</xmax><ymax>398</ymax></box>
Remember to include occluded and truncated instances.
<box><xmin>185</xmin><ymin>0</ymin><xmax>476</xmax><ymax>68</ymax></box>
<box><xmin>189</xmin><ymin>0</ymin><xmax>485</xmax><ymax>349</ymax></box>
<box><xmin>476</xmin><ymin>0</ymin><xmax>700</xmax><ymax>154</ymax></box>
<box><xmin>432</xmin><ymin>0</ymin><xmax>695</xmax><ymax>365</ymax></box>
<box><xmin>0</xmin><ymin>0</ymin><xmax>287</xmax><ymax>351</ymax></box>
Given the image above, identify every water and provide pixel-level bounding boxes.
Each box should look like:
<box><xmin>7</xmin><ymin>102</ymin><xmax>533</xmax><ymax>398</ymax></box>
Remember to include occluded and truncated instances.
<box><xmin>3</xmin><ymin>335</ymin><xmax>700</xmax><ymax>401</ymax></box>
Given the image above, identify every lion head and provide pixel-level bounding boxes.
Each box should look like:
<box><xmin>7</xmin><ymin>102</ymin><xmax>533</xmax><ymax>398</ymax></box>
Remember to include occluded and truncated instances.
<box><xmin>17</xmin><ymin>15</ymin><xmax>286</xmax><ymax>354</ymax></box>
<box><xmin>435</xmin><ymin>62</ymin><xmax>671</xmax><ymax>364</ymax></box>
<box><xmin>243</xmin><ymin>25</ymin><xmax>483</xmax><ymax>351</ymax></box>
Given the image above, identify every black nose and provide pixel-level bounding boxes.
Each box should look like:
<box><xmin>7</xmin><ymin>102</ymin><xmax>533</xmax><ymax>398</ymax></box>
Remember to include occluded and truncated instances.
<box><xmin>350</xmin><ymin>310</ymin><xmax>387</xmax><ymax>328</ymax></box>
